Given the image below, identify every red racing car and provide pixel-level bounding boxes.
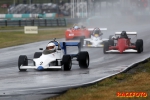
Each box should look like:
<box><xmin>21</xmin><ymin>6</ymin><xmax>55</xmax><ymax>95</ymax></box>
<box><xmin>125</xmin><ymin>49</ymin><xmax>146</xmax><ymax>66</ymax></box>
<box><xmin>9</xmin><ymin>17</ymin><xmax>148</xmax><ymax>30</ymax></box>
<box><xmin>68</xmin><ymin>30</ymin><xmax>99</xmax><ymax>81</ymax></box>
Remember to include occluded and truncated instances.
<box><xmin>103</xmin><ymin>31</ymin><xmax>143</xmax><ymax>54</ymax></box>
<box><xmin>65</xmin><ymin>25</ymin><xmax>107</xmax><ymax>40</ymax></box>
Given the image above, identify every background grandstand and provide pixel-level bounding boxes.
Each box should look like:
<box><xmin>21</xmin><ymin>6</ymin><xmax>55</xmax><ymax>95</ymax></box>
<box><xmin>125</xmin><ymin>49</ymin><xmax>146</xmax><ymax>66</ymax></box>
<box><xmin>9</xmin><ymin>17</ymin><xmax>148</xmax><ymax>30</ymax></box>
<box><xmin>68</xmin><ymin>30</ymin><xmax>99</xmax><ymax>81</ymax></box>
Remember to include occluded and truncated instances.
<box><xmin>0</xmin><ymin>0</ymin><xmax>149</xmax><ymax>18</ymax></box>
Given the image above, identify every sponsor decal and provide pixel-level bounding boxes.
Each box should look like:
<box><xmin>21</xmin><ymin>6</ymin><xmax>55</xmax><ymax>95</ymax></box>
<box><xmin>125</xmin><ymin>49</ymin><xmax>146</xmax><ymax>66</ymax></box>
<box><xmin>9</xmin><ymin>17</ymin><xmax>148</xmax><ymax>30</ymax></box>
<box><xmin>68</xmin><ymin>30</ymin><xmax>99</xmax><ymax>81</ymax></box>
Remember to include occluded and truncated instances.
<box><xmin>117</xmin><ymin>92</ymin><xmax>148</xmax><ymax>97</ymax></box>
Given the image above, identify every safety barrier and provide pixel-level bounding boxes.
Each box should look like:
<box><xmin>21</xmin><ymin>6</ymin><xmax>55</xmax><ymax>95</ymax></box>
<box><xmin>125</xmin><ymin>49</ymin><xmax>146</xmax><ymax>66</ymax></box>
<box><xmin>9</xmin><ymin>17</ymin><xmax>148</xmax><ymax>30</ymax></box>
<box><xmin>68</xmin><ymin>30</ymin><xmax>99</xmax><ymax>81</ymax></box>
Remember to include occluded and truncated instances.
<box><xmin>0</xmin><ymin>19</ymin><xmax>66</xmax><ymax>27</ymax></box>
<box><xmin>0</xmin><ymin>13</ymin><xmax>56</xmax><ymax>19</ymax></box>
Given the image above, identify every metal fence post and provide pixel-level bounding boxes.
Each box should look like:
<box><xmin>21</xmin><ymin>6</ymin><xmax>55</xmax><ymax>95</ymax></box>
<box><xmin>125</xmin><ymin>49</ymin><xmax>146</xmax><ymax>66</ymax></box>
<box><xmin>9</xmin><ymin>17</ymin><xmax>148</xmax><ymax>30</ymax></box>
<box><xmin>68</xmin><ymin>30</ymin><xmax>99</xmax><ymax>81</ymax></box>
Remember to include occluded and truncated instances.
<box><xmin>19</xmin><ymin>20</ymin><xmax>21</xmax><ymax>27</ymax></box>
<box><xmin>5</xmin><ymin>20</ymin><xmax>7</xmax><ymax>26</ymax></box>
<box><xmin>32</xmin><ymin>20</ymin><xmax>34</xmax><ymax>26</ymax></box>
<box><xmin>45</xmin><ymin>19</ymin><xmax>47</xmax><ymax>26</ymax></box>
<box><xmin>64</xmin><ymin>18</ymin><xmax>66</xmax><ymax>26</ymax></box>
<box><xmin>56</xmin><ymin>19</ymin><xmax>59</xmax><ymax>26</ymax></box>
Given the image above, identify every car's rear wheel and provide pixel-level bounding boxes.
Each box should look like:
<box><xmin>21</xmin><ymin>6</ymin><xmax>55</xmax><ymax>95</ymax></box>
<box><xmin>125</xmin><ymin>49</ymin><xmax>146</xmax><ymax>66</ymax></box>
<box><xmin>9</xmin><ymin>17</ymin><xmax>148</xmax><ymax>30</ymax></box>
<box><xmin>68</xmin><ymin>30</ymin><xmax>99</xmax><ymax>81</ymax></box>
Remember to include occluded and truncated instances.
<box><xmin>77</xmin><ymin>51</ymin><xmax>89</xmax><ymax>68</ymax></box>
<box><xmin>62</xmin><ymin>55</ymin><xmax>72</xmax><ymax>71</ymax></box>
<box><xmin>136</xmin><ymin>39</ymin><xmax>143</xmax><ymax>53</ymax></box>
<box><xmin>18</xmin><ymin>55</ymin><xmax>28</xmax><ymax>71</ymax></box>
<box><xmin>103</xmin><ymin>41</ymin><xmax>109</xmax><ymax>54</ymax></box>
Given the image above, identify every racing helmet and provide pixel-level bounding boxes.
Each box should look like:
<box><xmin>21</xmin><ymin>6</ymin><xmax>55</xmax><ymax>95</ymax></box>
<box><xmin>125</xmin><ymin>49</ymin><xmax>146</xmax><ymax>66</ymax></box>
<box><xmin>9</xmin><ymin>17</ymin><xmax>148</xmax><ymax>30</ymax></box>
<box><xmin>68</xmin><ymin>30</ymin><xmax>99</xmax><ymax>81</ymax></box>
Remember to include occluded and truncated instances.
<box><xmin>46</xmin><ymin>42</ymin><xmax>56</xmax><ymax>51</ymax></box>
<box><xmin>121</xmin><ymin>31</ymin><xmax>127</xmax><ymax>37</ymax></box>
<box><xmin>74</xmin><ymin>26</ymin><xmax>79</xmax><ymax>30</ymax></box>
<box><xmin>93</xmin><ymin>29</ymin><xmax>101</xmax><ymax>37</ymax></box>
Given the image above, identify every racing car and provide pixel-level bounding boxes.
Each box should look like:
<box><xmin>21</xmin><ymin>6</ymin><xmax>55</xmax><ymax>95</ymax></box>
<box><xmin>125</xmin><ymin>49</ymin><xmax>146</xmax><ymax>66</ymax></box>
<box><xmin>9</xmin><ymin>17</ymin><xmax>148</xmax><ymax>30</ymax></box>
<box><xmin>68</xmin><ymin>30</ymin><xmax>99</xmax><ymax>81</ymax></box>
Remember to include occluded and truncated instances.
<box><xmin>18</xmin><ymin>38</ymin><xmax>90</xmax><ymax>71</ymax></box>
<box><xmin>103</xmin><ymin>31</ymin><xmax>143</xmax><ymax>54</ymax></box>
<box><xmin>65</xmin><ymin>25</ymin><xmax>107</xmax><ymax>40</ymax></box>
<box><xmin>82</xmin><ymin>28</ymin><xmax>108</xmax><ymax>47</ymax></box>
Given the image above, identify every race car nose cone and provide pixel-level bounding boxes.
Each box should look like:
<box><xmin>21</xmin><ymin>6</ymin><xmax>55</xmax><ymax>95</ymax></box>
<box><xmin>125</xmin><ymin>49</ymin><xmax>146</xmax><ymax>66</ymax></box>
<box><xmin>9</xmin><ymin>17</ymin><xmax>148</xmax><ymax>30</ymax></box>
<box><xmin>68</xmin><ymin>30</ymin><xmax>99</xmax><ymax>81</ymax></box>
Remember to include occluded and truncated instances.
<box><xmin>37</xmin><ymin>66</ymin><xmax>44</xmax><ymax>71</ymax></box>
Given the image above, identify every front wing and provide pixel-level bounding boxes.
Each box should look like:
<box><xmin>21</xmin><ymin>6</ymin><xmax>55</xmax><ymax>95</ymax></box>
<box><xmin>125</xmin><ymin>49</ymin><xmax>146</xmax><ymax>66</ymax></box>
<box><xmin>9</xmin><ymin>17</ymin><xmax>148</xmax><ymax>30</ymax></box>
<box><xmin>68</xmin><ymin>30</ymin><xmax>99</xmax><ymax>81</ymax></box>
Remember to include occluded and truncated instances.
<box><xmin>20</xmin><ymin>65</ymin><xmax>62</xmax><ymax>70</ymax></box>
<box><xmin>106</xmin><ymin>49</ymin><xmax>138</xmax><ymax>53</ymax></box>
<box><xmin>83</xmin><ymin>39</ymin><xmax>106</xmax><ymax>48</ymax></box>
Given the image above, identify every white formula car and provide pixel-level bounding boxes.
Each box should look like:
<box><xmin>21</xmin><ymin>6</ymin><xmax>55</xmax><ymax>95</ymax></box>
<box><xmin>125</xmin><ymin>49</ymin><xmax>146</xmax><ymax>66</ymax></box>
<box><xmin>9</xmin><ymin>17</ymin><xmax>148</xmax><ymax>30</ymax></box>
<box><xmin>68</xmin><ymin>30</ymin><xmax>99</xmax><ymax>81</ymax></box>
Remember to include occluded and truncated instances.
<box><xmin>18</xmin><ymin>39</ymin><xmax>89</xmax><ymax>71</ymax></box>
<box><xmin>82</xmin><ymin>28</ymin><xmax>108</xmax><ymax>47</ymax></box>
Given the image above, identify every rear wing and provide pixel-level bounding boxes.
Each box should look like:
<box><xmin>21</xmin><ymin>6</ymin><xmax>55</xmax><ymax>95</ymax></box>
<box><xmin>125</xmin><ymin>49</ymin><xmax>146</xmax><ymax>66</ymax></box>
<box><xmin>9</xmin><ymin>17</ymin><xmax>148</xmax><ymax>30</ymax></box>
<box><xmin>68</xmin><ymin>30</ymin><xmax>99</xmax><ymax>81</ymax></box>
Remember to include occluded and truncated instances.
<box><xmin>88</xmin><ymin>28</ymin><xmax>107</xmax><ymax>31</ymax></box>
<box><xmin>115</xmin><ymin>32</ymin><xmax>137</xmax><ymax>35</ymax></box>
<box><xmin>54</xmin><ymin>42</ymin><xmax>81</xmax><ymax>55</ymax></box>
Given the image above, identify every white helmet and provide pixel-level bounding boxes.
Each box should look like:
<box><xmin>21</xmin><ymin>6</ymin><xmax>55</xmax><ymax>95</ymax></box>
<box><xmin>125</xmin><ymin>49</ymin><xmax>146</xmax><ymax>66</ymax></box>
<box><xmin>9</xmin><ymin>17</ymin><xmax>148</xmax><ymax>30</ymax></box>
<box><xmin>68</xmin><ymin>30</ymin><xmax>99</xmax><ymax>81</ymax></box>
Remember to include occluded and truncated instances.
<box><xmin>74</xmin><ymin>26</ymin><xmax>79</xmax><ymax>29</ymax></box>
<box><xmin>46</xmin><ymin>42</ymin><xmax>56</xmax><ymax>51</ymax></box>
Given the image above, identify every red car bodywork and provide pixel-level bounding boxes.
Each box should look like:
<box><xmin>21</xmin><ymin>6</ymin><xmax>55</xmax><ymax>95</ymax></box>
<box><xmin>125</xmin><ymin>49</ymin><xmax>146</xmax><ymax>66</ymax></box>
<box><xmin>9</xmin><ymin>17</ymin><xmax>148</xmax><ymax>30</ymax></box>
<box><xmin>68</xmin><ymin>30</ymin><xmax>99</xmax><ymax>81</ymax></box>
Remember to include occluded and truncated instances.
<box><xmin>109</xmin><ymin>38</ymin><xmax>136</xmax><ymax>53</ymax></box>
<box><xmin>65</xmin><ymin>28</ymin><xmax>90</xmax><ymax>40</ymax></box>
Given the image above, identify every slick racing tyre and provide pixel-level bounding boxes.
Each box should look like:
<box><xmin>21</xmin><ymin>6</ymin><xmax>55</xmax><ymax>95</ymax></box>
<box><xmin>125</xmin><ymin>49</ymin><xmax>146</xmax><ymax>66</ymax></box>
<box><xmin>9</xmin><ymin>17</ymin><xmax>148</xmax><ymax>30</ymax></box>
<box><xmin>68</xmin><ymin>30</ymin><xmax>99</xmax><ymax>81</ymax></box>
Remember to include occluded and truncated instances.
<box><xmin>108</xmin><ymin>40</ymin><xmax>114</xmax><ymax>46</ymax></box>
<box><xmin>62</xmin><ymin>55</ymin><xmax>72</xmax><ymax>71</ymax></box>
<box><xmin>136</xmin><ymin>39</ymin><xmax>143</xmax><ymax>53</ymax></box>
<box><xmin>77</xmin><ymin>51</ymin><xmax>89</xmax><ymax>68</ymax></box>
<box><xmin>34</xmin><ymin>52</ymin><xmax>42</xmax><ymax>58</ymax></box>
<box><xmin>18</xmin><ymin>55</ymin><xmax>28</xmax><ymax>71</ymax></box>
<box><xmin>103</xmin><ymin>41</ymin><xmax>109</xmax><ymax>54</ymax></box>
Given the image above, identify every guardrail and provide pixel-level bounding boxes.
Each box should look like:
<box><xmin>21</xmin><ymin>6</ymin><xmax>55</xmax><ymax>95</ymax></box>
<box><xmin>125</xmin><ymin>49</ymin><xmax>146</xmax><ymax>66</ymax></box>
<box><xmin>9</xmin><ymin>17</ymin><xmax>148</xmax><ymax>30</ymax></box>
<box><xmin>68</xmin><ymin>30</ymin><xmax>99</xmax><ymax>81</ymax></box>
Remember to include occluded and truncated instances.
<box><xmin>0</xmin><ymin>14</ymin><xmax>56</xmax><ymax>19</ymax></box>
<box><xmin>0</xmin><ymin>19</ymin><xmax>66</xmax><ymax>27</ymax></box>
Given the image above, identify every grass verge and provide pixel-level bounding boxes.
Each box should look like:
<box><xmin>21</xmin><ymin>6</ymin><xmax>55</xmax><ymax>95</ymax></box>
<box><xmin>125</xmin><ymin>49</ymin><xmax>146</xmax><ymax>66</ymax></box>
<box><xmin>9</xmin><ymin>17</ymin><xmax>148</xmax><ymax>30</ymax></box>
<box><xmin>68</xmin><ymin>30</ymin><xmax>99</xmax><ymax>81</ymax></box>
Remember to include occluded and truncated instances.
<box><xmin>47</xmin><ymin>60</ymin><xmax>150</xmax><ymax>100</ymax></box>
<box><xmin>0</xmin><ymin>28</ymin><xmax>66</xmax><ymax>48</ymax></box>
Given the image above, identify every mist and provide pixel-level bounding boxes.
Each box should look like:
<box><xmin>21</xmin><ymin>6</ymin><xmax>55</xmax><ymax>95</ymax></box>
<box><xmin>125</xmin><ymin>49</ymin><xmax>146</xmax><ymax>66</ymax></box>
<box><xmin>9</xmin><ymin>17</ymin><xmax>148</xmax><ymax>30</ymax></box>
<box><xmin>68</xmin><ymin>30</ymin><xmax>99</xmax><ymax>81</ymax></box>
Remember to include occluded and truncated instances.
<box><xmin>83</xmin><ymin>0</ymin><xmax>150</xmax><ymax>30</ymax></box>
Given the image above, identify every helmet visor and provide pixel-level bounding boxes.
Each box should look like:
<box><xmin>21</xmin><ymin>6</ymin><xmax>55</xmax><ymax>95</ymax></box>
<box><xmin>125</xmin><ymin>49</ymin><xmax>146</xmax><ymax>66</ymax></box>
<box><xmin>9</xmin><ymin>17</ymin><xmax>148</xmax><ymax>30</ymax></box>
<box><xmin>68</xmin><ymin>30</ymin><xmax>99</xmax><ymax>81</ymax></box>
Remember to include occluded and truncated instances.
<box><xmin>94</xmin><ymin>34</ymin><xmax>99</xmax><ymax>37</ymax></box>
<box><xmin>46</xmin><ymin>46</ymin><xmax>54</xmax><ymax>50</ymax></box>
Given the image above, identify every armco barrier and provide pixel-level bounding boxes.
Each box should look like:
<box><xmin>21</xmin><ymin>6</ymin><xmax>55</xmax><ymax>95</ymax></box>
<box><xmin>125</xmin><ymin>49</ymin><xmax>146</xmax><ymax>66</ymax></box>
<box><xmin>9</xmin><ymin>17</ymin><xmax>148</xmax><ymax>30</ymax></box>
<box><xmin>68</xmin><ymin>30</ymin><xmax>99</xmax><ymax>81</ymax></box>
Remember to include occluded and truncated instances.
<box><xmin>0</xmin><ymin>13</ymin><xmax>56</xmax><ymax>19</ymax></box>
<box><xmin>0</xmin><ymin>19</ymin><xmax>66</xmax><ymax>27</ymax></box>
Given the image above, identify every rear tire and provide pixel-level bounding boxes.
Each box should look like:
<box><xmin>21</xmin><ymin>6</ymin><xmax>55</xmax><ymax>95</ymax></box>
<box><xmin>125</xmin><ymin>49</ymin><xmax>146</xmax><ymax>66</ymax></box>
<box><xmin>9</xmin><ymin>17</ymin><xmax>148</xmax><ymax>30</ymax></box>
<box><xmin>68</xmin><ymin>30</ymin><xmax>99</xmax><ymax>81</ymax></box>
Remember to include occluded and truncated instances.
<box><xmin>77</xmin><ymin>51</ymin><xmax>89</xmax><ymax>68</ymax></box>
<box><xmin>62</xmin><ymin>55</ymin><xmax>72</xmax><ymax>71</ymax></box>
<box><xmin>18</xmin><ymin>55</ymin><xmax>28</xmax><ymax>71</ymax></box>
<box><xmin>103</xmin><ymin>41</ymin><xmax>109</xmax><ymax>54</ymax></box>
<box><xmin>136</xmin><ymin>39</ymin><xmax>143</xmax><ymax>53</ymax></box>
<box><xmin>34</xmin><ymin>52</ymin><xmax>42</xmax><ymax>58</ymax></box>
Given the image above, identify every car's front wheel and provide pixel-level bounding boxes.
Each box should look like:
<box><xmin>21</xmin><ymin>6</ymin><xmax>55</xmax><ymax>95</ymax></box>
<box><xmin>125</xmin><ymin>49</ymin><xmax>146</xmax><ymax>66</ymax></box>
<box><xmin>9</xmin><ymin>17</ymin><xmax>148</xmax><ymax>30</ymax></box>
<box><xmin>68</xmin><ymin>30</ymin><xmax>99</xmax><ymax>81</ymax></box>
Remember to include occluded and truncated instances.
<box><xmin>136</xmin><ymin>39</ymin><xmax>143</xmax><ymax>53</ymax></box>
<box><xmin>103</xmin><ymin>41</ymin><xmax>109</xmax><ymax>54</ymax></box>
<box><xmin>18</xmin><ymin>55</ymin><xmax>28</xmax><ymax>71</ymax></box>
<box><xmin>62</xmin><ymin>55</ymin><xmax>72</xmax><ymax>71</ymax></box>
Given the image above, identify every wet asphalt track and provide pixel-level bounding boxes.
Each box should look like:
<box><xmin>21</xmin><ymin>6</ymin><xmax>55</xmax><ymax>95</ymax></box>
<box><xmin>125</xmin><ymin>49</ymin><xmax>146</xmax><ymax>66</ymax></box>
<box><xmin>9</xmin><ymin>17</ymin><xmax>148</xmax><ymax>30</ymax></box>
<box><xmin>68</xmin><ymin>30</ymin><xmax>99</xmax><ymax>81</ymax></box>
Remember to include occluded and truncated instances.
<box><xmin>0</xmin><ymin>24</ymin><xmax>150</xmax><ymax>100</ymax></box>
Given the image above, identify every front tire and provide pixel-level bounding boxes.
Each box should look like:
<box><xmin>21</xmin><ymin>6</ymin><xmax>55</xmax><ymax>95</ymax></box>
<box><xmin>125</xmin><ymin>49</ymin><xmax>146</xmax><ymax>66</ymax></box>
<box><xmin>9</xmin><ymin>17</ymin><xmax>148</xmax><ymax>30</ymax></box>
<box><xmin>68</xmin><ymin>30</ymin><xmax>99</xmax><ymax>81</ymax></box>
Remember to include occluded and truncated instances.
<box><xmin>136</xmin><ymin>39</ymin><xmax>143</xmax><ymax>53</ymax></box>
<box><xmin>103</xmin><ymin>41</ymin><xmax>109</xmax><ymax>54</ymax></box>
<box><xmin>18</xmin><ymin>55</ymin><xmax>28</xmax><ymax>71</ymax></box>
<box><xmin>108</xmin><ymin>40</ymin><xmax>114</xmax><ymax>46</ymax></box>
<box><xmin>62</xmin><ymin>55</ymin><xmax>72</xmax><ymax>71</ymax></box>
<box><xmin>77</xmin><ymin>51</ymin><xmax>89</xmax><ymax>68</ymax></box>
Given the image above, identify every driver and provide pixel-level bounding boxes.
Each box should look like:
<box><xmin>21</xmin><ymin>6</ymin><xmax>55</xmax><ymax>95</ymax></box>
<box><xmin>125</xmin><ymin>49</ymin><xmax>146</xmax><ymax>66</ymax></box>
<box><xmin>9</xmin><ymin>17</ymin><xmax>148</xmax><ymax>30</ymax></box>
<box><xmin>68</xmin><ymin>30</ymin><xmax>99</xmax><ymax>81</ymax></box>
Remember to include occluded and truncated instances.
<box><xmin>43</xmin><ymin>42</ymin><xmax>56</xmax><ymax>54</ymax></box>
<box><xmin>74</xmin><ymin>26</ymin><xmax>80</xmax><ymax>30</ymax></box>
<box><xmin>93</xmin><ymin>29</ymin><xmax>102</xmax><ymax>37</ymax></box>
<box><xmin>120</xmin><ymin>31</ymin><xmax>128</xmax><ymax>39</ymax></box>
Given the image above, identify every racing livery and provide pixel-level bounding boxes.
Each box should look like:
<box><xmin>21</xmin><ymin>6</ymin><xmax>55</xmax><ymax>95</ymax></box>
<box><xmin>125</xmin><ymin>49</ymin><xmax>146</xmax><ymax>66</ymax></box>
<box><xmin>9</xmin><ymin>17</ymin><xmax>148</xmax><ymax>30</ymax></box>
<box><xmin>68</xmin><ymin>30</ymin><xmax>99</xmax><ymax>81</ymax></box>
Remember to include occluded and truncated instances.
<box><xmin>65</xmin><ymin>25</ymin><xmax>90</xmax><ymax>40</ymax></box>
<box><xmin>82</xmin><ymin>28</ymin><xmax>108</xmax><ymax>47</ymax></box>
<box><xmin>18</xmin><ymin>39</ymin><xmax>89</xmax><ymax>71</ymax></box>
<box><xmin>103</xmin><ymin>31</ymin><xmax>143</xmax><ymax>54</ymax></box>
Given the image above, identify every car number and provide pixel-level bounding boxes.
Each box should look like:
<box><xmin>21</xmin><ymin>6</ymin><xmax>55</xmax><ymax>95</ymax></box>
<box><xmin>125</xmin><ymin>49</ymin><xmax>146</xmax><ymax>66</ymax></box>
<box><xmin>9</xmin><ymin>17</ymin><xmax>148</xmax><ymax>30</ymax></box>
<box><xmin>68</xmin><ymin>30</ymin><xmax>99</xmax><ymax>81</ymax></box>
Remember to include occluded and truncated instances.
<box><xmin>69</xmin><ymin>33</ymin><xmax>74</xmax><ymax>36</ymax></box>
